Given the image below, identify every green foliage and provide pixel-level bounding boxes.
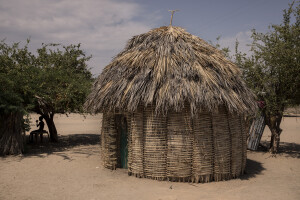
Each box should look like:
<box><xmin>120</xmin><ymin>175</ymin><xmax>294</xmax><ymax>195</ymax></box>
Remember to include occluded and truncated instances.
<box><xmin>0</xmin><ymin>40</ymin><xmax>36</xmax><ymax>115</ymax></box>
<box><xmin>237</xmin><ymin>1</ymin><xmax>300</xmax><ymax>115</ymax></box>
<box><xmin>34</xmin><ymin>44</ymin><xmax>93</xmax><ymax>114</ymax></box>
<box><xmin>0</xmin><ymin>40</ymin><xmax>93</xmax><ymax>132</ymax></box>
<box><xmin>209</xmin><ymin>36</ymin><xmax>231</xmax><ymax>59</ymax></box>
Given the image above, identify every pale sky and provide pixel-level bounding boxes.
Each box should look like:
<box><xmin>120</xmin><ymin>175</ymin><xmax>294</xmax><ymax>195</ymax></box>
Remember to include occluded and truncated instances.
<box><xmin>0</xmin><ymin>0</ymin><xmax>292</xmax><ymax>76</ymax></box>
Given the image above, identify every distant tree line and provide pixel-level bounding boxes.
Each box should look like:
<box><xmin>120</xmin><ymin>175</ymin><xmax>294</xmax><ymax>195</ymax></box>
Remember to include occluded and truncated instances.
<box><xmin>0</xmin><ymin>41</ymin><xmax>93</xmax><ymax>155</ymax></box>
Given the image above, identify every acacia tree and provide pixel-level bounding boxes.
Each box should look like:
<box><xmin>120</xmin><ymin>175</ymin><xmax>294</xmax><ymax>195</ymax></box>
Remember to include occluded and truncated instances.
<box><xmin>238</xmin><ymin>2</ymin><xmax>300</xmax><ymax>153</ymax></box>
<box><xmin>0</xmin><ymin>41</ymin><xmax>36</xmax><ymax>155</ymax></box>
<box><xmin>33</xmin><ymin>44</ymin><xmax>93</xmax><ymax>142</ymax></box>
<box><xmin>0</xmin><ymin>41</ymin><xmax>93</xmax><ymax>155</ymax></box>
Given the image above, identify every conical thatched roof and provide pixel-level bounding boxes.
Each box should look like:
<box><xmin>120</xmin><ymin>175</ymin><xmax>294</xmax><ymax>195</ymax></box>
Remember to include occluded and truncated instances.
<box><xmin>85</xmin><ymin>26</ymin><xmax>256</xmax><ymax>115</ymax></box>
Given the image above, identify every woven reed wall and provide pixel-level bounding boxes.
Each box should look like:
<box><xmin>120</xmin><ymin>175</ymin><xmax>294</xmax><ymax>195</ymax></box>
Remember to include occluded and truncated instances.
<box><xmin>114</xmin><ymin>115</ymin><xmax>121</xmax><ymax>168</ymax></box>
<box><xmin>130</xmin><ymin>107</ymin><xmax>144</xmax><ymax>177</ymax></box>
<box><xmin>192</xmin><ymin>111</ymin><xmax>214</xmax><ymax>183</ymax></box>
<box><xmin>228</xmin><ymin>113</ymin><xmax>243</xmax><ymax>178</ymax></box>
<box><xmin>101</xmin><ymin>106</ymin><xmax>248</xmax><ymax>182</ymax></box>
<box><xmin>241</xmin><ymin>117</ymin><xmax>247</xmax><ymax>173</ymax></box>
<box><xmin>101</xmin><ymin>112</ymin><xmax>118</xmax><ymax>169</ymax></box>
<box><xmin>212</xmin><ymin>106</ymin><xmax>231</xmax><ymax>181</ymax></box>
<box><xmin>143</xmin><ymin>105</ymin><xmax>167</xmax><ymax>180</ymax></box>
<box><xmin>167</xmin><ymin>107</ymin><xmax>193</xmax><ymax>182</ymax></box>
<box><xmin>126</xmin><ymin>113</ymin><xmax>132</xmax><ymax>175</ymax></box>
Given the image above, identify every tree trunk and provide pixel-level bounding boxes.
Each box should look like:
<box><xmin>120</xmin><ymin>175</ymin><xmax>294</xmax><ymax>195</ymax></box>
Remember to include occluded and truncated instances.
<box><xmin>265</xmin><ymin>114</ymin><xmax>283</xmax><ymax>154</ymax></box>
<box><xmin>43</xmin><ymin>113</ymin><xmax>58</xmax><ymax>142</ymax></box>
<box><xmin>0</xmin><ymin>112</ymin><xmax>24</xmax><ymax>155</ymax></box>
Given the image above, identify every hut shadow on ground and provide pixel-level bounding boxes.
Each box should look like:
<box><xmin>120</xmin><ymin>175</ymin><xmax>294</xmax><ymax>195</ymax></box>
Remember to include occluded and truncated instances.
<box><xmin>258</xmin><ymin>141</ymin><xmax>300</xmax><ymax>158</ymax></box>
<box><xmin>241</xmin><ymin>159</ymin><xmax>265</xmax><ymax>180</ymax></box>
<box><xmin>187</xmin><ymin>159</ymin><xmax>265</xmax><ymax>186</ymax></box>
<box><xmin>23</xmin><ymin>134</ymin><xmax>101</xmax><ymax>160</ymax></box>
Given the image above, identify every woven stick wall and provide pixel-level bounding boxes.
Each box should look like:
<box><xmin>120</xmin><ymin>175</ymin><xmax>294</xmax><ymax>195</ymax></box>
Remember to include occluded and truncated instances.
<box><xmin>167</xmin><ymin>107</ymin><xmax>193</xmax><ymax>182</ymax></box>
<box><xmin>143</xmin><ymin>105</ymin><xmax>167</xmax><ymax>180</ymax></box>
<box><xmin>114</xmin><ymin>115</ymin><xmax>121</xmax><ymax>168</ymax></box>
<box><xmin>130</xmin><ymin>107</ymin><xmax>144</xmax><ymax>177</ymax></box>
<box><xmin>126</xmin><ymin>113</ymin><xmax>132</xmax><ymax>175</ymax></box>
<box><xmin>192</xmin><ymin>111</ymin><xmax>214</xmax><ymax>183</ymax></box>
<box><xmin>212</xmin><ymin>107</ymin><xmax>231</xmax><ymax>181</ymax></box>
<box><xmin>101</xmin><ymin>106</ymin><xmax>248</xmax><ymax>183</ymax></box>
<box><xmin>228</xmin><ymin>113</ymin><xmax>243</xmax><ymax>178</ymax></box>
<box><xmin>241</xmin><ymin>117</ymin><xmax>247</xmax><ymax>173</ymax></box>
<box><xmin>101</xmin><ymin>112</ymin><xmax>118</xmax><ymax>169</ymax></box>
<box><xmin>101</xmin><ymin>113</ymin><xmax>108</xmax><ymax>168</ymax></box>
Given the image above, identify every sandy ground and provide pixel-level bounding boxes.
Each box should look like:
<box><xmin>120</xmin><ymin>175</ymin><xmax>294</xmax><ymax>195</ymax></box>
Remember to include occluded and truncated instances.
<box><xmin>0</xmin><ymin>114</ymin><xmax>299</xmax><ymax>200</ymax></box>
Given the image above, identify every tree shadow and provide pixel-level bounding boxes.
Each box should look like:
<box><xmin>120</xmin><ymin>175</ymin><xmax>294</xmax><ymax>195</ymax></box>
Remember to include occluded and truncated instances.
<box><xmin>241</xmin><ymin>159</ymin><xmax>266</xmax><ymax>180</ymax></box>
<box><xmin>258</xmin><ymin>141</ymin><xmax>300</xmax><ymax>158</ymax></box>
<box><xmin>23</xmin><ymin>134</ymin><xmax>101</xmax><ymax>160</ymax></box>
<box><xmin>277</xmin><ymin>142</ymin><xmax>300</xmax><ymax>158</ymax></box>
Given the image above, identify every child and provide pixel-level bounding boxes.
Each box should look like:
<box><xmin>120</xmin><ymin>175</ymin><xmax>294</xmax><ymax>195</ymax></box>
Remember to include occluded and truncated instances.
<box><xmin>29</xmin><ymin>116</ymin><xmax>45</xmax><ymax>143</ymax></box>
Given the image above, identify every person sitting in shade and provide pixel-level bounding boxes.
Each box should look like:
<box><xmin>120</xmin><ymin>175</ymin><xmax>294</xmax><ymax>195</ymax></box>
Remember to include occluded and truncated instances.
<box><xmin>29</xmin><ymin>116</ymin><xmax>45</xmax><ymax>143</ymax></box>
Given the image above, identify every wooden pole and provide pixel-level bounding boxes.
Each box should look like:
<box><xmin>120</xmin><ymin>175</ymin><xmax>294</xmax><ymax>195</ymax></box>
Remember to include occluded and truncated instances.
<box><xmin>168</xmin><ymin>10</ymin><xmax>179</xmax><ymax>26</ymax></box>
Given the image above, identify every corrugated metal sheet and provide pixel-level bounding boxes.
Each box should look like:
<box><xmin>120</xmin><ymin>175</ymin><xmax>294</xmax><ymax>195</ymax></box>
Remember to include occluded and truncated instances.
<box><xmin>247</xmin><ymin>115</ymin><xmax>266</xmax><ymax>150</ymax></box>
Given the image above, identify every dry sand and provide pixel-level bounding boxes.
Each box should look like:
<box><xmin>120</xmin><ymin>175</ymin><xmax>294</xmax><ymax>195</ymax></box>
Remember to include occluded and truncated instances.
<box><xmin>0</xmin><ymin>114</ymin><xmax>299</xmax><ymax>200</ymax></box>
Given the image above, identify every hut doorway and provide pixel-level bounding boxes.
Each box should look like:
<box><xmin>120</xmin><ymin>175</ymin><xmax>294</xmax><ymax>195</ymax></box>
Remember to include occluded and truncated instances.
<box><xmin>115</xmin><ymin>114</ymin><xmax>128</xmax><ymax>169</ymax></box>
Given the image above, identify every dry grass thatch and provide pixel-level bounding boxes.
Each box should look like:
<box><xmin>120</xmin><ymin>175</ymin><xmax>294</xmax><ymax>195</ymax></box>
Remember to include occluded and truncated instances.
<box><xmin>85</xmin><ymin>26</ymin><xmax>256</xmax><ymax>115</ymax></box>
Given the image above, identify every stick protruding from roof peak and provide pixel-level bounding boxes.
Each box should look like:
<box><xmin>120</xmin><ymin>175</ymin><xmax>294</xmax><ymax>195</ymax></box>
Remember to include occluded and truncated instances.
<box><xmin>168</xmin><ymin>10</ymin><xmax>179</xmax><ymax>26</ymax></box>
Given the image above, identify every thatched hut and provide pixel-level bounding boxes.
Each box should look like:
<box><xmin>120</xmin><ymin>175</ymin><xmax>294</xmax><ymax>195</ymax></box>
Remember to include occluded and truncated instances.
<box><xmin>85</xmin><ymin>26</ymin><xmax>256</xmax><ymax>183</ymax></box>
